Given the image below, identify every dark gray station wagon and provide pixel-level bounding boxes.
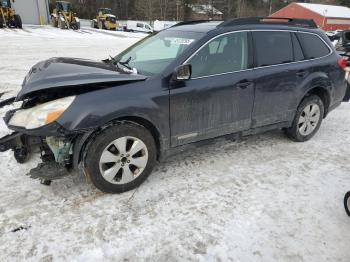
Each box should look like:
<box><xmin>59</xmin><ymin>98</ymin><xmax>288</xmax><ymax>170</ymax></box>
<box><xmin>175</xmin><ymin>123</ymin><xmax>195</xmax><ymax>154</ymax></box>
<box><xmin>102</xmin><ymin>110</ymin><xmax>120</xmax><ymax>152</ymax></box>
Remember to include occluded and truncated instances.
<box><xmin>0</xmin><ymin>17</ymin><xmax>349</xmax><ymax>193</ymax></box>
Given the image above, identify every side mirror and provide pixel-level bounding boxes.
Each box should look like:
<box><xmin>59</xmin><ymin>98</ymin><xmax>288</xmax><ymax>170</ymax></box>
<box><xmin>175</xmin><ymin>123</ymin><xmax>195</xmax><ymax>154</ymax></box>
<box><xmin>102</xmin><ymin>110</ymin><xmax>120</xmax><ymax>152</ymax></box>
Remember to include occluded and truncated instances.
<box><xmin>174</xmin><ymin>64</ymin><xmax>192</xmax><ymax>81</ymax></box>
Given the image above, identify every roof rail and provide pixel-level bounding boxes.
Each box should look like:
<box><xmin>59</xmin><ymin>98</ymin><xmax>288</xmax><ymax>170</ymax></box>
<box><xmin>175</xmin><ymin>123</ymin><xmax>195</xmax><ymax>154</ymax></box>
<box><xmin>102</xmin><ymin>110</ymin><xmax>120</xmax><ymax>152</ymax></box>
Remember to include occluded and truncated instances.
<box><xmin>171</xmin><ymin>20</ymin><xmax>221</xmax><ymax>27</ymax></box>
<box><xmin>218</xmin><ymin>17</ymin><xmax>317</xmax><ymax>28</ymax></box>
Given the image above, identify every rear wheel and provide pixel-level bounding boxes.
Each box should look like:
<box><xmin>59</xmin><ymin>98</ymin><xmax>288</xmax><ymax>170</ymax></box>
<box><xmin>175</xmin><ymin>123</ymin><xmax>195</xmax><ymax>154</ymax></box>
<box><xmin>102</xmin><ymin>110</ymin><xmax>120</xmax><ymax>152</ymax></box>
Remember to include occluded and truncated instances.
<box><xmin>285</xmin><ymin>95</ymin><xmax>324</xmax><ymax>142</ymax></box>
<box><xmin>84</xmin><ymin>122</ymin><xmax>157</xmax><ymax>193</ymax></box>
<box><xmin>14</xmin><ymin>14</ymin><xmax>22</xmax><ymax>29</ymax></box>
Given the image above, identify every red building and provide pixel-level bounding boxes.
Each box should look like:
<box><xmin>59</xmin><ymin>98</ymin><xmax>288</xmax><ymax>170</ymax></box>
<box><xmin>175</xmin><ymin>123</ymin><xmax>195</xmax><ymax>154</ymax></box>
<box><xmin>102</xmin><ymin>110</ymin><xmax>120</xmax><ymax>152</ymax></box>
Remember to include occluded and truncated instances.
<box><xmin>270</xmin><ymin>2</ymin><xmax>350</xmax><ymax>31</ymax></box>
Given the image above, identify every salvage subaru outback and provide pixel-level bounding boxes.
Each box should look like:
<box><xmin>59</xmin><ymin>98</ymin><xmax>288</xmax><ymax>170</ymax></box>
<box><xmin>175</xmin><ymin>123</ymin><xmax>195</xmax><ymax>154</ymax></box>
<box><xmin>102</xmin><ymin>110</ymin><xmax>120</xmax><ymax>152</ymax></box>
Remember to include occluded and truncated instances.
<box><xmin>1</xmin><ymin>17</ymin><xmax>349</xmax><ymax>193</ymax></box>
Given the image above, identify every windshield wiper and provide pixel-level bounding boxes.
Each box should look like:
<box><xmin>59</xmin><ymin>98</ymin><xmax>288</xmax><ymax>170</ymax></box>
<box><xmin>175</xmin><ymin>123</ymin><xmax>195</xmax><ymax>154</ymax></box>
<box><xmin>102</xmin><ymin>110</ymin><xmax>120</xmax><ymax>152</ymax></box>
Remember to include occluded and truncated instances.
<box><xmin>106</xmin><ymin>55</ymin><xmax>136</xmax><ymax>74</ymax></box>
<box><xmin>118</xmin><ymin>56</ymin><xmax>132</xmax><ymax>70</ymax></box>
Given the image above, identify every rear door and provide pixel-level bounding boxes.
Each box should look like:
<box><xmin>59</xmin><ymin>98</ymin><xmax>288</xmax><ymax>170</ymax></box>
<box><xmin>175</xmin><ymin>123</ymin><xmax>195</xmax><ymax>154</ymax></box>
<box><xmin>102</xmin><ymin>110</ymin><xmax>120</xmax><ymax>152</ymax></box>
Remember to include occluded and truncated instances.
<box><xmin>169</xmin><ymin>31</ymin><xmax>256</xmax><ymax>146</ymax></box>
<box><xmin>251</xmin><ymin>31</ymin><xmax>299</xmax><ymax>127</ymax></box>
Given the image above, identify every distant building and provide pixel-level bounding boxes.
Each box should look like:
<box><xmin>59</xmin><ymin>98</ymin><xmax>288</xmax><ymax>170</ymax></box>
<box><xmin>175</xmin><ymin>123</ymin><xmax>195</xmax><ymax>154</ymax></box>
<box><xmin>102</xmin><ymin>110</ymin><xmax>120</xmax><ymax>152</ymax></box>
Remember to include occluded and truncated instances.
<box><xmin>270</xmin><ymin>3</ymin><xmax>350</xmax><ymax>31</ymax></box>
<box><xmin>12</xmin><ymin>0</ymin><xmax>50</xmax><ymax>25</ymax></box>
<box><xmin>186</xmin><ymin>4</ymin><xmax>223</xmax><ymax>20</ymax></box>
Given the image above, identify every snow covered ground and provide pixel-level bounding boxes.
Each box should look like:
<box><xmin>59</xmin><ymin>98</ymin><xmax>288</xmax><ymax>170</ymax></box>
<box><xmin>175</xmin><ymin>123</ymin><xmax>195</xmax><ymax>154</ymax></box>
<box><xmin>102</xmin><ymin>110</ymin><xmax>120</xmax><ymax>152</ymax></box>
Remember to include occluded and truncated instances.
<box><xmin>1</xmin><ymin>26</ymin><xmax>350</xmax><ymax>261</ymax></box>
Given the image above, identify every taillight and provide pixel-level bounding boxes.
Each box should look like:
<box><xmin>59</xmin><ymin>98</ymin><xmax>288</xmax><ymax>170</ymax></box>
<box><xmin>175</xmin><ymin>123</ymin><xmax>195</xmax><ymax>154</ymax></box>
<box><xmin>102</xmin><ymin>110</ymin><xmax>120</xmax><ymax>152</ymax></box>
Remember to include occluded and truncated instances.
<box><xmin>337</xmin><ymin>57</ymin><xmax>347</xmax><ymax>70</ymax></box>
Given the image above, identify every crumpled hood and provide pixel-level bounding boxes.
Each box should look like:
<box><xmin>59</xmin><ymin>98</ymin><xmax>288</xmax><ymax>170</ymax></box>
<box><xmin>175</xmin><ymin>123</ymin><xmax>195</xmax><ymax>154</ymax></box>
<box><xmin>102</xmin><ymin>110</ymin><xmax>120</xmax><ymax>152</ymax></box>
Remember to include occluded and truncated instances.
<box><xmin>17</xmin><ymin>57</ymin><xmax>147</xmax><ymax>100</ymax></box>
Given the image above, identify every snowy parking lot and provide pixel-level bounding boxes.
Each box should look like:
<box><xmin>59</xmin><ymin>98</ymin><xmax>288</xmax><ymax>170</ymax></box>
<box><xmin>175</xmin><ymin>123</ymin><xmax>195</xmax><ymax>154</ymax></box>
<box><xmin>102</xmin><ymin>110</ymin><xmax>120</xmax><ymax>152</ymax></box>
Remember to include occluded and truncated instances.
<box><xmin>1</xmin><ymin>26</ymin><xmax>350</xmax><ymax>261</ymax></box>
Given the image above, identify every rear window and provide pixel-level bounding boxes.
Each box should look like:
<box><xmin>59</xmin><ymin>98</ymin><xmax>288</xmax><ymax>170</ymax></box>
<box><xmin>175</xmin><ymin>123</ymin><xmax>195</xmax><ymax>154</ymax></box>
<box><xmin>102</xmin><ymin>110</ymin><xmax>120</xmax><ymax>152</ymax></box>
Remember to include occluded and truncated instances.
<box><xmin>253</xmin><ymin>31</ymin><xmax>293</xmax><ymax>67</ymax></box>
<box><xmin>297</xmin><ymin>33</ymin><xmax>330</xmax><ymax>59</ymax></box>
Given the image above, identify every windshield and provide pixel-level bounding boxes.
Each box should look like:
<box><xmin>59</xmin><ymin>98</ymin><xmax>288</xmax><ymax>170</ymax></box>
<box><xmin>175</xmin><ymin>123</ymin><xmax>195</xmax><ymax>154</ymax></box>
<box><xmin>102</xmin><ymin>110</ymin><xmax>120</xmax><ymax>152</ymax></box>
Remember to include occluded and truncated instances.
<box><xmin>57</xmin><ymin>2</ymin><xmax>71</xmax><ymax>12</ymax></box>
<box><xmin>114</xmin><ymin>30</ymin><xmax>204</xmax><ymax>76</ymax></box>
<box><xmin>99</xmin><ymin>8</ymin><xmax>112</xmax><ymax>14</ymax></box>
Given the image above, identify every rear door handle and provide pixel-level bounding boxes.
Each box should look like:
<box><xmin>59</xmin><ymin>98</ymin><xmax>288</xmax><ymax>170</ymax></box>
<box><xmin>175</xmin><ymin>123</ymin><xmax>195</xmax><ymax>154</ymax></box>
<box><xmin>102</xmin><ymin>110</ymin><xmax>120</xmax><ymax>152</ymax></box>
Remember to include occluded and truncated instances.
<box><xmin>296</xmin><ymin>70</ymin><xmax>308</xmax><ymax>78</ymax></box>
<box><xmin>236</xmin><ymin>80</ymin><xmax>253</xmax><ymax>89</ymax></box>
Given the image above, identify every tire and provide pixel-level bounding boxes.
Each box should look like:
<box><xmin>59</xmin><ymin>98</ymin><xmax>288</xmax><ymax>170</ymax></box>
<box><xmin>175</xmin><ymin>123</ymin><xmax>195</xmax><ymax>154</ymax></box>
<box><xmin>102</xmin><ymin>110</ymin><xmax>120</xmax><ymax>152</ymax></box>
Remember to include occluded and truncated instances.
<box><xmin>98</xmin><ymin>20</ymin><xmax>104</xmax><ymax>30</ymax></box>
<box><xmin>14</xmin><ymin>14</ymin><xmax>22</xmax><ymax>29</ymax></box>
<box><xmin>58</xmin><ymin>16</ymin><xmax>65</xmax><ymax>29</ymax></box>
<box><xmin>51</xmin><ymin>16</ymin><xmax>57</xmax><ymax>27</ymax></box>
<box><xmin>344</xmin><ymin>191</ymin><xmax>350</xmax><ymax>217</ymax></box>
<box><xmin>71</xmin><ymin>21</ymin><xmax>80</xmax><ymax>30</ymax></box>
<box><xmin>84</xmin><ymin>122</ymin><xmax>157</xmax><ymax>193</ymax></box>
<box><xmin>14</xmin><ymin>147</ymin><xmax>28</xmax><ymax>164</ymax></box>
<box><xmin>0</xmin><ymin>17</ymin><xmax>4</xmax><ymax>28</ymax></box>
<box><xmin>285</xmin><ymin>95</ymin><xmax>324</xmax><ymax>142</ymax></box>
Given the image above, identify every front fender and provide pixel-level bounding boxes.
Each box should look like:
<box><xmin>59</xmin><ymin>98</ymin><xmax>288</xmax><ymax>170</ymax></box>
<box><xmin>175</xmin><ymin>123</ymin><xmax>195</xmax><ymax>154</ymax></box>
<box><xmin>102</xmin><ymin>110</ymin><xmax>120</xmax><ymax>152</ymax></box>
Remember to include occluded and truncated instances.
<box><xmin>56</xmin><ymin>80</ymin><xmax>170</xmax><ymax>150</ymax></box>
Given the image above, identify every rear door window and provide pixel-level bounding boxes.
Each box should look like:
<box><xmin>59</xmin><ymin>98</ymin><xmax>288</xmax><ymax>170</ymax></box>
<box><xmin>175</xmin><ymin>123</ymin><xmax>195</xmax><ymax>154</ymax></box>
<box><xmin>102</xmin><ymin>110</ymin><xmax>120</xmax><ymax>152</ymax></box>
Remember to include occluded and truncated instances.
<box><xmin>253</xmin><ymin>31</ymin><xmax>293</xmax><ymax>67</ymax></box>
<box><xmin>297</xmin><ymin>33</ymin><xmax>330</xmax><ymax>59</ymax></box>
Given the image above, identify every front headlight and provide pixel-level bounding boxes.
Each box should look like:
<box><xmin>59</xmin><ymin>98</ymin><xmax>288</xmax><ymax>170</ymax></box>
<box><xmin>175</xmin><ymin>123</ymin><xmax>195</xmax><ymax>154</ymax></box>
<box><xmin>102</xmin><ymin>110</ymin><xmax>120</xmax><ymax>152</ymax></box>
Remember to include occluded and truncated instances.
<box><xmin>9</xmin><ymin>96</ymin><xmax>75</xmax><ymax>129</ymax></box>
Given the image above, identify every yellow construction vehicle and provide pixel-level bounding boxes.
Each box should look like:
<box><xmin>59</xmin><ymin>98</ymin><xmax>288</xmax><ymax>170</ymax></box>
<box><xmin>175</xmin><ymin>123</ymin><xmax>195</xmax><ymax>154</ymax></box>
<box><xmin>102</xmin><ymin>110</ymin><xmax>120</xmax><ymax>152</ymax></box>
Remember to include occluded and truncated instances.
<box><xmin>91</xmin><ymin>8</ymin><xmax>118</xmax><ymax>30</ymax></box>
<box><xmin>0</xmin><ymin>0</ymin><xmax>22</xmax><ymax>29</ymax></box>
<box><xmin>51</xmin><ymin>1</ymin><xmax>80</xmax><ymax>30</ymax></box>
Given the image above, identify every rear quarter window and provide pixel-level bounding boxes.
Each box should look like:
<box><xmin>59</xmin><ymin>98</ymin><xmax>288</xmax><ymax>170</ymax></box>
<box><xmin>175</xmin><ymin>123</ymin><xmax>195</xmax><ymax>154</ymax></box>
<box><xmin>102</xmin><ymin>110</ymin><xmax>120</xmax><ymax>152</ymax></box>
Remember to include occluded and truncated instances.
<box><xmin>297</xmin><ymin>33</ymin><xmax>330</xmax><ymax>59</ymax></box>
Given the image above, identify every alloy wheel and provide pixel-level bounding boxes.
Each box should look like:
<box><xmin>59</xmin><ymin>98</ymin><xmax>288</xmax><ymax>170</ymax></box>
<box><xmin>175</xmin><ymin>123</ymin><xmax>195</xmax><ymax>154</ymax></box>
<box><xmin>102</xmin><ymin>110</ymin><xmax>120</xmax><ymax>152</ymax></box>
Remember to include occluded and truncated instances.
<box><xmin>298</xmin><ymin>103</ymin><xmax>321</xmax><ymax>136</ymax></box>
<box><xmin>99</xmin><ymin>136</ymin><xmax>149</xmax><ymax>184</ymax></box>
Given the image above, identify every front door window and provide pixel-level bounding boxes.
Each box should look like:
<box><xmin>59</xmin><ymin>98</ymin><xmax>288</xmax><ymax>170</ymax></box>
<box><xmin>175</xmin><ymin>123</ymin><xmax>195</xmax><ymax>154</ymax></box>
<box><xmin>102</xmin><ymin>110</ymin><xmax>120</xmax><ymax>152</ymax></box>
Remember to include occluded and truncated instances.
<box><xmin>189</xmin><ymin>32</ymin><xmax>249</xmax><ymax>78</ymax></box>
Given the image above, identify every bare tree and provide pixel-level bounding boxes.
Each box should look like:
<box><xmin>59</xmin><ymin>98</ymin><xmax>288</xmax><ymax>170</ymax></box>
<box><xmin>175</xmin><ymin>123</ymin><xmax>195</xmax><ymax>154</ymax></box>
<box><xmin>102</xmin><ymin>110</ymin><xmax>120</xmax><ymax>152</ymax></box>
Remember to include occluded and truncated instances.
<box><xmin>159</xmin><ymin>0</ymin><xmax>170</xmax><ymax>20</ymax></box>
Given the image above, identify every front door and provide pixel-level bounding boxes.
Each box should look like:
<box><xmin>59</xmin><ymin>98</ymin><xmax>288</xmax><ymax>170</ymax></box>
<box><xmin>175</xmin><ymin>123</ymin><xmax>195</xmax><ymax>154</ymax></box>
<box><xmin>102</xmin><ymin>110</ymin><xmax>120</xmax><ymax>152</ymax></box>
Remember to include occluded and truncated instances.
<box><xmin>170</xmin><ymin>31</ymin><xmax>255</xmax><ymax>146</ymax></box>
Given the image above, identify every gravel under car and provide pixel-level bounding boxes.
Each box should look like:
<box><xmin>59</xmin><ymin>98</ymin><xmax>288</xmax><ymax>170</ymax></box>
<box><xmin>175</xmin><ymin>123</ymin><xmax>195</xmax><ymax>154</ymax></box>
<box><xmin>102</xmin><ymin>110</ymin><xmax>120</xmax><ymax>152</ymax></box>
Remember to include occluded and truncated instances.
<box><xmin>0</xmin><ymin>17</ymin><xmax>349</xmax><ymax>193</ymax></box>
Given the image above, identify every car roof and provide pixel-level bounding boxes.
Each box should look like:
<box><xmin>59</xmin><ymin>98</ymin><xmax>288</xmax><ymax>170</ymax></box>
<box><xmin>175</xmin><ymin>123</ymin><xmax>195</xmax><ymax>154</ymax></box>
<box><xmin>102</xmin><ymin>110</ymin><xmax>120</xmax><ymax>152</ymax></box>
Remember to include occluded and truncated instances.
<box><xmin>169</xmin><ymin>18</ymin><xmax>319</xmax><ymax>34</ymax></box>
<box><xmin>169</xmin><ymin>21</ymin><xmax>222</xmax><ymax>32</ymax></box>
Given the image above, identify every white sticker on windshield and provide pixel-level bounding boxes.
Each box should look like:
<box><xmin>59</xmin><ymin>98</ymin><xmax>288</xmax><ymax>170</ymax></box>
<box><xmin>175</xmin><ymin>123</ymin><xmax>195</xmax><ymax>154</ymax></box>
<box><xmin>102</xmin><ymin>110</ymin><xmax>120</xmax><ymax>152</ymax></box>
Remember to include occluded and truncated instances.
<box><xmin>165</xmin><ymin>37</ymin><xmax>195</xmax><ymax>45</ymax></box>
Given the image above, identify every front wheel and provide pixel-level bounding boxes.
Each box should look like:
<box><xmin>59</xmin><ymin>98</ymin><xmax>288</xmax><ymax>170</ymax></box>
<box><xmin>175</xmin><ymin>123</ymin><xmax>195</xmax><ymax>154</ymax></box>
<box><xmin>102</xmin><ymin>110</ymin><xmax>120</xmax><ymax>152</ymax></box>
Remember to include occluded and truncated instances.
<box><xmin>98</xmin><ymin>20</ymin><xmax>103</xmax><ymax>30</ymax></box>
<box><xmin>91</xmin><ymin>20</ymin><xmax>96</xmax><ymax>28</ymax></box>
<box><xmin>14</xmin><ymin>14</ymin><xmax>22</xmax><ymax>29</ymax></box>
<box><xmin>285</xmin><ymin>95</ymin><xmax>324</xmax><ymax>142</ymax></box>
<box><xmin>344</xmin><ymin>191</ymin><xmax>350</xmax><ymax>217</ymax></box>
<box><xmin>51</xmin><ymin>16</ymin><xmax>57</xmax><ymax>27</ymax></box>
<box><xmin>84</xmin><ymin>122</ymin><xmax>157</xmax><ymax>193</ymax></box>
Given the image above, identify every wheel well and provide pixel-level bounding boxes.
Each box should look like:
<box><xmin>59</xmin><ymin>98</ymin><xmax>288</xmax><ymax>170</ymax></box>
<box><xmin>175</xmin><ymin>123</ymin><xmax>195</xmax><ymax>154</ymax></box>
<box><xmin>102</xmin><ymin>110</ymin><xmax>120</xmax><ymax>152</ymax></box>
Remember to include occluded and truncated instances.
<box><xmin>115</xmin><ymin>116</ymin><xmax>161</xmax><ymax>159</ymax></box>
<box><xmin>305</xmin><ymin>87</ymin><xmax>330</xmax><ymax>116</ymax></box>
<box><xmin>75</xmin><ymin>116</ymin><xmax>162</xmax><ymax>169</ymax></box>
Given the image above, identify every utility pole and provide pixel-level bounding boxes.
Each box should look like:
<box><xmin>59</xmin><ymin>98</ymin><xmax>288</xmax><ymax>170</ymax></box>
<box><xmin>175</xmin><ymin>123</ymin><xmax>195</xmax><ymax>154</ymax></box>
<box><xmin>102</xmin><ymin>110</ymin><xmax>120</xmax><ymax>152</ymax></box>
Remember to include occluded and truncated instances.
<box><xmin>269</xmin><ymin>0</ymin><xmax>273</xmax><ymax>15</ymax></box>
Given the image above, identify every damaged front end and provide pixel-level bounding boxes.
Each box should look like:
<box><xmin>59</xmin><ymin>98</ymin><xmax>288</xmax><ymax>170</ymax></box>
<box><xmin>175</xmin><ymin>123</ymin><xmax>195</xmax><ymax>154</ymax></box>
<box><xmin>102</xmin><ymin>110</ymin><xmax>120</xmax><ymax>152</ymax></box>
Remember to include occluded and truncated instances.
<box><xmin>0</xmin><ymin>56</ymin><xmax>147</xmax><ymax>185</ymax></box>
<box><xmin>0</xmin><ymin>96</ymin><xmax>80</xmax><ymax>184</ymax></box>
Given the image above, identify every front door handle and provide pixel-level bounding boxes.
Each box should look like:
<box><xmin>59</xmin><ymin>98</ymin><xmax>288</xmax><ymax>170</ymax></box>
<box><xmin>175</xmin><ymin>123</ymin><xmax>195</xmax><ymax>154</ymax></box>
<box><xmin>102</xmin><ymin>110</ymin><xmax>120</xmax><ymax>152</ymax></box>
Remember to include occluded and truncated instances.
<box><xmin>236</xmin><ymin>80</ymin><xmax>253</xmax><ymax>89</ymax></box>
